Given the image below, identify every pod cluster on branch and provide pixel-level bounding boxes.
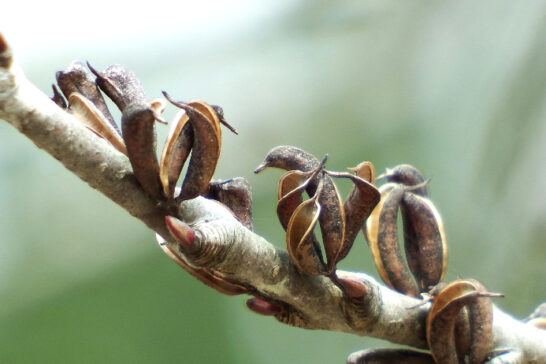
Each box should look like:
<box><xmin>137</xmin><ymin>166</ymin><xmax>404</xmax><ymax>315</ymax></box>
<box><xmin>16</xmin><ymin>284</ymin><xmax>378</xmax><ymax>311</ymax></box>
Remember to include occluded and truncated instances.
<box><xmin>52</xmin><ymin>61</ymin><xmax>253</xmax><ymax>295</ymax></box>
<box><xmin>255</xmin><ymin>146</ymin><xmax>380</xmax><ymax>280</ymax></box>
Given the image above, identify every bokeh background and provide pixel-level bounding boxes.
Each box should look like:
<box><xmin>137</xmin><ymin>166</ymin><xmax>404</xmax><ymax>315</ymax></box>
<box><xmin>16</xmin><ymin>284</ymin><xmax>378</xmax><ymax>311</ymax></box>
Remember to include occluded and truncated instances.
<box><xmin>1</xmin><ymin>1</ymin><xmax>545</xmax><ymax>363</ymax></box>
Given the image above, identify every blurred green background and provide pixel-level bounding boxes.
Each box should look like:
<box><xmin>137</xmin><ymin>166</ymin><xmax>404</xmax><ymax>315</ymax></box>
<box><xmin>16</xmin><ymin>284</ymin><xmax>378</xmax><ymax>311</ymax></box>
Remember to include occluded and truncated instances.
<box><xmin>1</xmin><ymin>1</ymin><xmax>545</xmax><ymax>363</ymax></box>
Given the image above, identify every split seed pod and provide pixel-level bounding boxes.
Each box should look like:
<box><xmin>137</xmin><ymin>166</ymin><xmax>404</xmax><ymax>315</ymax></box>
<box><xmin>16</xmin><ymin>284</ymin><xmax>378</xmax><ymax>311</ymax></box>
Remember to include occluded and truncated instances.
<box><xmin>327</xmin><ymin>161</ymin><xmax>380</xmax><ymax>261</ymax></box>
<box><xmin>400</xmin><ymin>191</ymin><xmax>447</xmax><ymax>291</ymax></box>
<box><xmin>159</xmin><ymin>109</ymin><xmax>193</xmax><ymax>198</ymax></box>
<box><xmin>256</xmin><ymin>147</ymin><xmax>347</xmax><ymax>274</ymax></box>
<box><xmin>366</xmin><ymin>183</ymin><xmax>420</xmax><ymax>297</ymax></box>
<box><xmin>286</xmin><ymin>180</ymin><xmax>326</xmax><ymax>275</ymax></box>
<box><xmin>378</xmin><ymin>164</ymin><xmax>428</xmax><ymax>197</ymax></box>
<box><xmin>121</xmin><ymin>103</ymin><xmax>163</xmax><ymax>200</ymax></box>
<box><xmin>162</xmin><ymin>93</ymin><xmax>224</xmax><ymax>201</ymax></box>
<box><xmin>427</xmin><ymin>279</ymin><xmax>499</xmax><ymax>364</ymax></box>
<box><xmin>68</xmin><ymin>92</ymin><xmax>127</xmax><ymax>155</ymax></box>
<box><xmin>56</xmin><ymin>61</ymin><xmax>118</xmax><ymax>132</ymax></box>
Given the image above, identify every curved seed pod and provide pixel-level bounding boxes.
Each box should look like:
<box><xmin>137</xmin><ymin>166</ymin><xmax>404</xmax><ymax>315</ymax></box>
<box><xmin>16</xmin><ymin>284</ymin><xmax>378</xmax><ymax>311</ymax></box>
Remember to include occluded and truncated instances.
<box><xmin>327</xmin><ymin>162</ymin><xmax>381</xmax><ymax>261</ymax></box>
<box><xmin>56</xmin><ymin>61</ymin><xmax>118</xmax><ymax>132</ymax></box>
<box><xmin>277</xmin><ymin>166</ymin><xmax>323</xmax><ymax>230</ymax></box>
<box><xmin>400</xmin><ymin>191</ymin><xmax>447</xmax><ymax>291</ymax></box>
<box><xmin>121</xmin><ymin>103</ymin><xmax>163</xmax><ymax>200</ymax></box>
<box><xmin>68</xmin><ymin>92</ymin><xmax>128</xmax><ymax>155</ymax></box>
<box><xmin>205</xmin><ymin>177</ymin><xmax>254</xmax><ymax>231</ymax></box>
<box><xmin>365</xmin><ymin>183</ymin><xmax>419</xmax><ymax>297</ymax></box>
<box><xmin>88</xmin><ymin>62</ymin><xmax>148</xmax><ymax>112</ymax></box>
<box><xmin>156</xmin><ymin>235</ymin><xmax>249</xmax><ymax>296</ymax></box>
<box><xmin>163</xmin><ymin>93</ymin><xmax>222</xmax><ymax>201</ymax></box>
<box><xmin>255</xmin><ymin>147</ymin><xmax>344</xmax><ymax>273</ymax></box>
<box><xmin>427</xmin><ymin>279</ymin><xmax>499</xmax><ymax>364</ymax></box>
<box><xmin>378</xmin><ymin>164</ymin><xmax>427</xmax><ymax>196</ymax></box>
<box><xmin>347</xmin><ymin>348</ymin><xmax>435</xmax><ymax>364</ymax></box>
<box><xmin>159</xmin><ymin>109</ymin><xmax>193</xmax><ymax>198</ymax></box>
<box><xmin>286</xmin><ymin>183</ymin><xmax>326</xmax><ymax>275</ymax></box>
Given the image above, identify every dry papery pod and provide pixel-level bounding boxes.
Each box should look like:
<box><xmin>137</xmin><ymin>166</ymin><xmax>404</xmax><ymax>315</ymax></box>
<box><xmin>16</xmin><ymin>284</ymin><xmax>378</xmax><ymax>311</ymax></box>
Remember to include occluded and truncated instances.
<box><xmin>365</xmin><ymin>182</ymin><xmax>421</xmax><ymax>297</ymax></box>
<box><xmin>326</xmin><ymin>161</ymin><xmax>380</xmax><ymax>261</ymax></box>
<box><xmin>346</xmin><ymin>348</ymin><xmax>435</xmax><ymax>364</ymax></box>
<box><xmin>162</xmin><ymin>92</ymin><xmax>237</xmax><ymax>201</ymax></box>
<box><xmin>256</xmin><ymin>147</ymin><xmax>346</xmax><ymax>276</ymax></box>
<box><xmin>426</xmin><ymin>279</ymin><xmax>502</xmax><ymax>364</ymax></box>
<box><xmin>55</xmin><ymin>60</ymin><xmax>118</xmax><ymax>132</ymax></box>
<box><xmin>378</xmin><ymin>164</ymin><xmax>428</xmax><ymax>197</ymax></box>
<box><xmin>400</xmin><ymin>190</ymin><xmax>447</xmax><ymax>292</ymax></box>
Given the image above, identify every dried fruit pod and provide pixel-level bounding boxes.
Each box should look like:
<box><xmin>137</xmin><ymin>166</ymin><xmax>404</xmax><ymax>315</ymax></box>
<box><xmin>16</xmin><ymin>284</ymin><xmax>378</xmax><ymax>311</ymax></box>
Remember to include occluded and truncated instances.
<box><xmin>159</xmin><ymin>109</ymin><xmax>193</xmax><ymax>198</ymax></box>
<box><xmin>286</xmin><ymin>181</ymin><xmax>326</xmax><ymax>275</ymax></box>
<box><xmin>88</xmin><ymin>63</ymin><xmax>148</xmax><ymax>112</ymax></box>
<box><xmin>365</xmin><ymin>183</ymin><xmax>420</xmax><ymax>297</ymax></box>
<box><xmin>56</xmin><ymin>61</ymin><xmax>118</xmax><ymax>132</ymax></box>
<box><xmin>378</xmin><ymin>164</ymin><xmax>428</xmax><ymax>197</ymax></box>
<box><xmin>347</xmin><ymin>348</ymin><xmax>435</xmax><ymax>364</ymax></box>
<box><xmin>205</xmin><ymin>177</ymin><xmax>254</xmax><ymax>231</ymax></box>
<box><xmin>327</xmin><ymin>162</ymin><xmax>380</xmax><ymax>261</ymax></box>
<box><xmin>121</xmin><ymin>103</ymin><xmax>163</xmax><ymax>200</ymax></box>
<box><xmin>400</xmin><ymin>191</ymin><xmax>447</xmax><ymax>291</ymax></box>
<box><xmin>256</xmin><ymin>147</ymin><xmax>345</xmax><ymax>274</ymax></box>
<box><xmin>156</xmin><ymin>234</ymin><xmax>249</xmax><ymax>296</ymax></box>
<box><xmin>68</xmin><ymin>92</ymin><xmax>127</xmax><ymax>155</ymax></box>
<box><xmin>163</xmin><ymin>93</ymin><xmax>223</xmax><ymax>201</ymax></box>
<box><xmin>427</xmin><ymin>279</ymin><xmax>499</xmax><ymax>364</ymax></box>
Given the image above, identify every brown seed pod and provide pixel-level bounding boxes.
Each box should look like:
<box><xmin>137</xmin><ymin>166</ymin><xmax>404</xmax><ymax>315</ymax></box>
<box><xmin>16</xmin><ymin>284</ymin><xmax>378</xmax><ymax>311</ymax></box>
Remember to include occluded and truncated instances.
<box><xmin>162</xmin><ymin>93</ymin><xmax>223</xmax><ymax>201</ymax></box>
<box><xmin>427</xmin><ymin>279</ymin><xmax>500</xmax><ymax>364</ymax></box>
<box><xmin>327</xmin><ymin>162</ymin><xmax>380</xmax><ymax>261</ymax></box>
<box><xmin>256</xmin><ymin>147</ymin><xmax>345</xmax><ymax>274</ymax></box>
<box><xmin>156</xmin><ymin>235</ymin><xmax>249</xmax><ymax>296</ymax></box>
<box><xmin>365</xmin><ymin>183</ymin><xmax>420</xmax><ymax>297</ymax></box>
<box><xmin>159</xmin><ymin>109</ymin><xmax>193</xmax><ymax>199</ymax></box>
<box><xmin>121</xmin><ymin>103</ymin><xmax>163</xmax><ymax>200</ymax></box>
<box><xmin>205</xmin><ymin>177</ymin><xmax>254</xmax><ymax>231</ymax></box>
<box><xmin>400</xmin><ymin>191</ymin><xmax>447</xmax><ymax>291</ymax></box>
<box><xmin>347</xmin><ymin>348</ymin><xmax>435</xmax><ymax>364</ymax></box>
<box><xmin>88</xmin><ymin>62</ymin><xmax>148</xmax><ymax>112</ymax></box>
<box><xmin>378</xmin><ymin>164</ymin><xmax>428</xmax><ymax>197</ymax></box>
<box><xmin>56</xmin><ymin>61</ymin><xmax>118</xmax><ymax>132</ymax></box>
<box><xmin>68</xmin><ymin>92</ymin><xmax>128</xmax><ymax>155</ymax></box>
<box><xmin>286</xmin><ymin>181</ymin><xmax>327</xmax><ymax>276</ymax></box>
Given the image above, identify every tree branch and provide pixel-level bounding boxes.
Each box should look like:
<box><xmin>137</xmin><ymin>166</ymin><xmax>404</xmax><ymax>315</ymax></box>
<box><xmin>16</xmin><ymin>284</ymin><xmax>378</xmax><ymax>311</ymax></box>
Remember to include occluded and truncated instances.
<box><xmin>0</xmin><ymin>35</ymin><xmax>544</xmax><ymax>363</ymax></box>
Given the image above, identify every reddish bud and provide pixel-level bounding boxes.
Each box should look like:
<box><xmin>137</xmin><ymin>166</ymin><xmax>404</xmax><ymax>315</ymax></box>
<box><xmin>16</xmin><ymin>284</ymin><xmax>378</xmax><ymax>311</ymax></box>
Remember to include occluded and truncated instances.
<box><xmin>165</xmin><ymin>216</ymin><xmax>195</xmax><ymax>247</ymax></box>
<box><xmin>246</xmin><ymin>298</ymin><xmax>281</xmax><ymax>316</ymax></box>
<box><xmin>338</xmin><ymin>277</ymin><xmax>367</xmax><ymax>299</ymax></box>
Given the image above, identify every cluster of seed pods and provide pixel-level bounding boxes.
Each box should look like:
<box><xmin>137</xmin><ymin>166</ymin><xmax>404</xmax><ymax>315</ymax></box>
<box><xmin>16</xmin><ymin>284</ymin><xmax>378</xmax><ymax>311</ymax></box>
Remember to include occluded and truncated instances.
<box><xmin>255</xmin><ymin>146</ymin><xmax>380</xmax><ymax>278</ymax></box>
<box><xmin>53</xmin><ymin>61</ymin><xmax>237</xmax><ymax>203</ymax></box>
<box><xmin>52</xmin><ymin>61</ymin><xmax>252</xmax><ymax>296</ymax></box>
<box><xmin>361</xmin><ymin>165</ymin><xmax>502</xmax><ymax>364</ymax></box>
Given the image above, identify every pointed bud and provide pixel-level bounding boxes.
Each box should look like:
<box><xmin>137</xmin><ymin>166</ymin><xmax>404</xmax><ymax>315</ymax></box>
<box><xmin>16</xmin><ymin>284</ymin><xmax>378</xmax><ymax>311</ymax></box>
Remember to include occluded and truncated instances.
<box><xmin>165</xmin><ymin>216</ymin><xmax>195</xmax><ymax>247</ymax></box>
<box><xmin>246</xmin><ymin>297</ymin><xmax>281</xmax><ymax>316</ymax></box>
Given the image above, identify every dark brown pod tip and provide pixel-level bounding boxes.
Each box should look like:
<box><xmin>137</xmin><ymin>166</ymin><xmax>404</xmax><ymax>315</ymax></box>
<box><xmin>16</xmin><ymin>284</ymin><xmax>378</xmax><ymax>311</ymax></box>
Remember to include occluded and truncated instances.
<box><xmin>121</xmin><ymin>103</ymin><xmax>163</xmax><ymax>200</ymax></box>
<box><xmin>88</xmin><ymin>62</ymin><xmax>147</xmax><ymax>112</ymax></box>
<box><xmin>378</xmin><ymin>164</ymin><xmax>428</xmax><ymax>197</ymax></box>
<box><xmin>205</xmin><ymin>177</ymin><xmax>254</xmax><ymax>231</ymax></box>
<box><xmin>56</xmin><ymin>61</ymin><xmax>118</xmax><ymax>132</ymax></box>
